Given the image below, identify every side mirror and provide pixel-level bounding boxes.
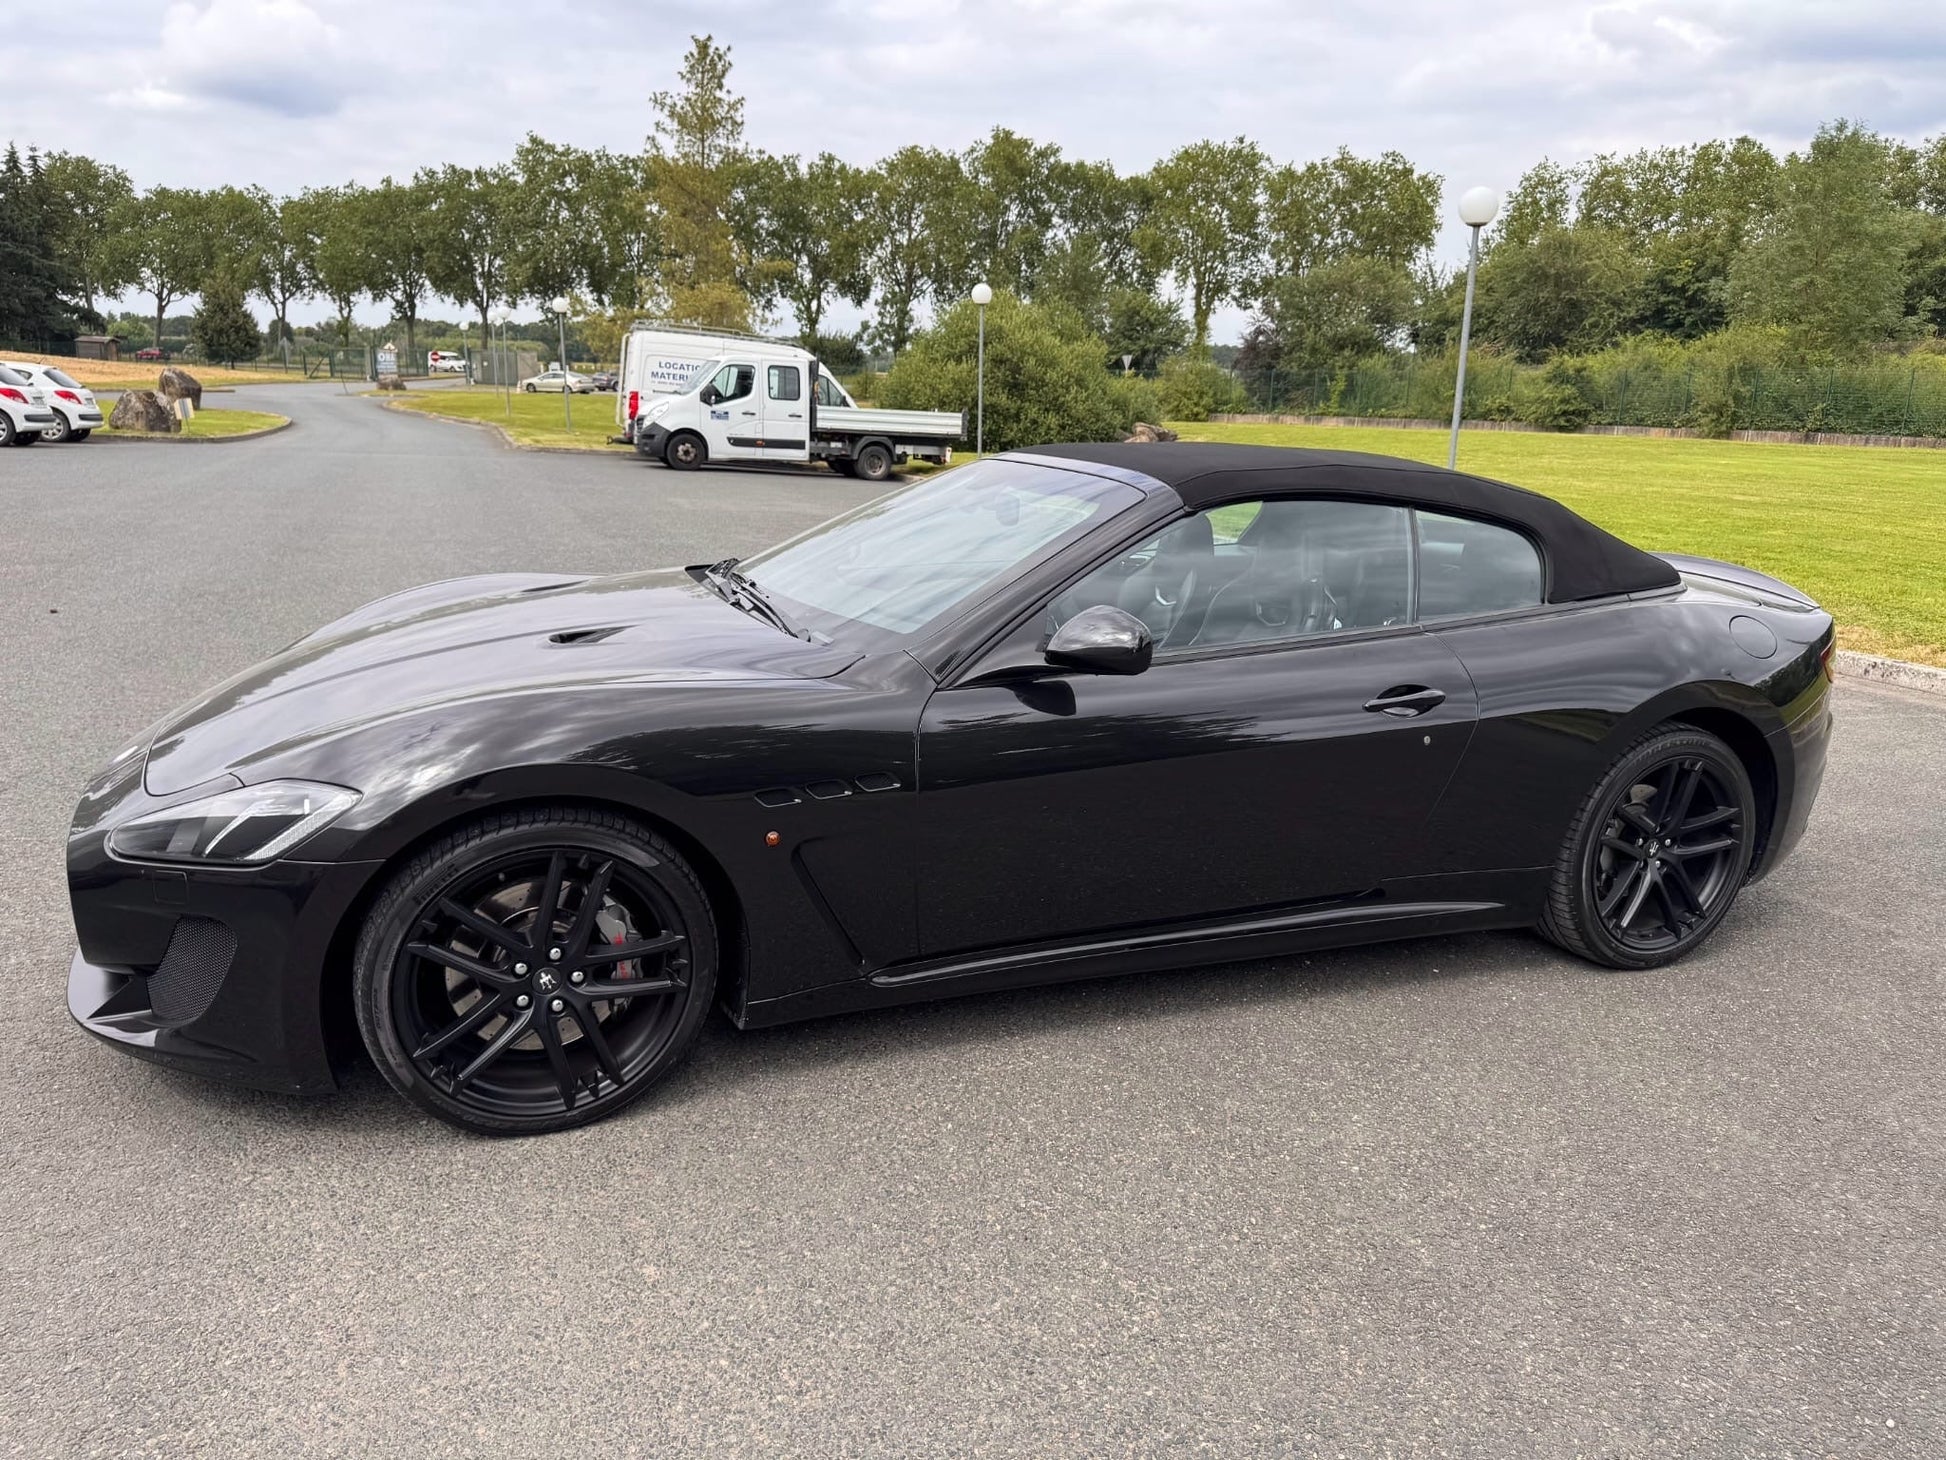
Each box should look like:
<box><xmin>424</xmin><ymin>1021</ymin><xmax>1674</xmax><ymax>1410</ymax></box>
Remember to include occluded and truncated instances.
<box><xmin>699</xmin><ymin>385</ymin><xmax>720</xmax><ymax>405</ymax></box>
<box><xmin>1044</xmin><ymin>605</ymin><xmax>1154</xmax><ymax>676</ymax></box>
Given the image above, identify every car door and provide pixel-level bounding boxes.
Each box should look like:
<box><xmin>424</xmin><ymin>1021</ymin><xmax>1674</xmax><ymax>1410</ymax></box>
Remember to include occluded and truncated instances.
<box><xmin>701</xmin><ymin>361</ymin><xmax>758</xmax><ymax>459</ymax></box>
<box><xmin>760</xmin><ymin>362</ymin><xmax>808</xmax><ymax>461</ymax></box>
<box><xmin>913</xmin><ymin>497</ymin><xmax>1481</xmax><ymax>957</ymax></box>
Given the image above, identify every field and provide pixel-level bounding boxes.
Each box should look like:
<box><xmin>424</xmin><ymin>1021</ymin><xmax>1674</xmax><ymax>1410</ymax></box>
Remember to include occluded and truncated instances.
<box><xmin>101</xmin><ymin>408</ymin><xmax>289</xmax><ymax>439</ymax></box>
<box><xmin>5</xmin><ymin>349</ymin><xmax>309</xmax><ymax>390</ymax></box>
<box><xmin>1176</xmin><ymin>421</ymin><xmax>1946</xmax><ymax>666</ymax></box>
<box><xmin>384</xmin><ymin>385</ymin><xmax>626</xmax><ymax>451</ymax></box>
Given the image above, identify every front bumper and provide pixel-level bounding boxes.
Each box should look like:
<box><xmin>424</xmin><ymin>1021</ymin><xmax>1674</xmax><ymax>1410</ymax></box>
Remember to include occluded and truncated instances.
<box><xmin>633</xmin><ymin>421</ymin><xmax>669</xmax><ymax>459</ymax></box>
<box><xmin>67</xmin><ymin>758</ymin><xmax>380</xmax><ymax>1093</ymax></box>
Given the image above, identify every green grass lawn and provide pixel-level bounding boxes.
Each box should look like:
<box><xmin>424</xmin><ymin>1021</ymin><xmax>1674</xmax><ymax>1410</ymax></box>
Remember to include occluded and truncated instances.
<box><xmin>386</xmin><ymin>386</ymin><xmax>627</xmax><ymax>451</ymax></box>
<box><xmin>1170</xmin><ymin>420</ymin><xmax>1946</xmax><ymax>667</ymax></box>
<box><xmin>102</xmin><ymin>408</ymin><xmax>289</xmax><ymax>439</ymax></box>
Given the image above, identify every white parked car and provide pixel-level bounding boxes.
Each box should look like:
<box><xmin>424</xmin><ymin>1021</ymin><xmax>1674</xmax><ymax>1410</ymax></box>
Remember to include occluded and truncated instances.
<box><xmin>427</xmin><ymin>350</ymin><xmax>469</xmax><ymax>375</ymax></box>
<box><xmin>0</xmin><ymin>363</ymin><xmax>60</xmax><ymax>447</ymax></box>
<box><xmin>518</xmin><ymin>369</ymin><xmax>596</xmax><ymax>394</ymax></box>
<box><xmin>4</xmin><ymin>362</ymin><xmax>104</xmax><ymax>442</ymax></box>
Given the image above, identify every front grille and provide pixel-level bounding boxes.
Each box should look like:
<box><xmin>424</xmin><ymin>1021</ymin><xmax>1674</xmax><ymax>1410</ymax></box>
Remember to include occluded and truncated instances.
<box><xmin>148</xmin><ymin>917</ymin><xmax>236</xmax><ymax>1024</ymax></box>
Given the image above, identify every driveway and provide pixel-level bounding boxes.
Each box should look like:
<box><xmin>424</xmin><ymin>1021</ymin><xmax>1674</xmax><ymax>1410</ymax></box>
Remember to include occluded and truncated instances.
<box><xmin>2</xmin><ymin>386</ymin><xmax>1942</xmax><ymax>1457</ymax></box>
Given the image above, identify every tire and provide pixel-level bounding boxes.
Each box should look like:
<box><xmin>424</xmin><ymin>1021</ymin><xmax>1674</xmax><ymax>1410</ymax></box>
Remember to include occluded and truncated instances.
<box><xmin>42</xmin><ymin>413</ymin><xmax>72</xmax><ymax>443</ymax></box>
<box><xmin>353</xmin><ymin>806</ymin><xmax>718</xmax><ymax>1136</ymax></box>
<box><xmin>72</xmin><ymin>429</ymin><xmax>91</xmax><ymax>442</ymax></box>
<box><xmin>523</xmin><ymin>383</ymin><xmax>537</xmax><ymax>393</ymax></box>
<box><xmin>663</xmin><ymin>430</ymin><xmax>706</xmax><ymax>471</ymax></box>
<box><xmin>1538</xmin><ymin>725</ymin><xmax>1757</xmax><ymax>970</ymax></box>
<box><xmin>853</xmin><ymin>442</ymin><xmax>892</xmax><ymax>482</ymax></box>
<box><xmin>0</xmin><ymin>414</ymin><xmax>14</xmax><ymax>448</ymax></box>
<box><xmin>12</xmin><ymin>428</ymin><xmax>38</xmax><ymax>446</ymax></box>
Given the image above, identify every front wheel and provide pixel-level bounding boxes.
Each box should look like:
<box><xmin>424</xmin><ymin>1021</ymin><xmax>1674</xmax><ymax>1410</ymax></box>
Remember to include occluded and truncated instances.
<box><xmin>72</xmin><ymin>429</ymin><xmax>91</xmax><ymax>441</ymax></box>
<box><xmin>354</xmin><ymin>807</ymin><xmax>718</xmax><ymax>1135</ymax></box>
<box><xmin>663</xmin><ymin>430</ymin><xmax>706</xmax><ymax>471</ymax></box>
<box><xmin>1539</xmin><ymin>726</ymin><xmax>1757</xmax><ymax>969</ymax></box>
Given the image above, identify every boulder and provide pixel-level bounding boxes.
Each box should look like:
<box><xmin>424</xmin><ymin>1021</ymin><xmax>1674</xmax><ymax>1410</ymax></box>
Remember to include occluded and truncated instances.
<box><xmin>157</xmin><ymin>367</ymin><xmax>203</xmax><ymax>408</ymax></box>
<box><xmin>108</xmin><ymin>390</ymin><xmax>182</xmax><ymax>434</ymax></box>
<box><xmin>1123</xmin><ymin>421</ymin><xmax>1179</xmax><ymax>443</ymax></box>
<box><xmin>375</xmin><ymin>374</ymin><xmax>406</xmax><ymax>392</ymax></box>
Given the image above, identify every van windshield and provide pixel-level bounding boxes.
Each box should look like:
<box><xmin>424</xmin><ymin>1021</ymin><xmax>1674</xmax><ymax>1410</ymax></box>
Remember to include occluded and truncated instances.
<box><xmin>678</xmin><ymin>359</ymin><xmax>721</xmax><ymax>393</ymax></box>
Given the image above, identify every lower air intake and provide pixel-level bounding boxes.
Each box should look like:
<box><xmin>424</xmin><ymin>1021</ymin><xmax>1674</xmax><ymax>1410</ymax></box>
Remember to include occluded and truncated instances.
<box><xmin>148</xmin><ymin>917</ymin><xmax>236</xmax><ymax>1024</ymax></box>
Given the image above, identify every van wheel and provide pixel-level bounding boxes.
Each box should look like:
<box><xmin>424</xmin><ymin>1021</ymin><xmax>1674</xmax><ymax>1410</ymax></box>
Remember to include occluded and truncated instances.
<box><xmin>854</xmin><ymin>443</ymin><xmax>892</xmax><ymax>482</ymax></box>
<box><xmin>664</xmin><ymin>431</ymin><xmax>706</xmax><ymax>471</ymax></box>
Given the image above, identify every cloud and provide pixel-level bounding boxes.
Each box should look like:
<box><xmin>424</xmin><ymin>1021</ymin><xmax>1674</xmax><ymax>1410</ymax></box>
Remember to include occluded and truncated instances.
<box><xmin>140</xmin><ymin>0</ymin><xmax>375</xmax><ymax>118</ymax></box>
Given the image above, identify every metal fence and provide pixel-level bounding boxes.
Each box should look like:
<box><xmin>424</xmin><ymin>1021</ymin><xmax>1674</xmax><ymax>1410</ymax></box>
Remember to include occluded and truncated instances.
<box><xmin>1227</xmin><ymin>358</ymin><xmax>1946</xmax><ymax>438</ymax></box>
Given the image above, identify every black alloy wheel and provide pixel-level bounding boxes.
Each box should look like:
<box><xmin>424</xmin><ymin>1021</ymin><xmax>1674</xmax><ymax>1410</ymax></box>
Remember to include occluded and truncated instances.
<box><xmin>354</xmin><ymin>807</ymin><xmax>717</xmax><ymax>1135</ymax></box>
<box><xmin>1540</xmin><ymin>726</ymin><xmax>1757</xmax><ymax>969</ymax></box>
<box><xmin>853</xmin><ymin>443</ymin><xmax>892</xmax><ymax>482</ymax></box>
<box><xmin>664</xmin><ymin>431</ymin><xmax>706</xmax><ymax>470</ymax></box>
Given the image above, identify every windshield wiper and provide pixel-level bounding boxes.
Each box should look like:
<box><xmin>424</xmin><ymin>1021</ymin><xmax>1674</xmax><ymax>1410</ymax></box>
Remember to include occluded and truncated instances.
<box><xmin>697</xmin><ymin>558</ymin><xmax>809</xmax><ymax>640</ymax></box>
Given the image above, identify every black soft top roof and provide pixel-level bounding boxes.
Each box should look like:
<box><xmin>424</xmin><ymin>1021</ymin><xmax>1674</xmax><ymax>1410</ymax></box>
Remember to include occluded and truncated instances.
<box><xmin>1020</xmin><ymin>441</ymin><xmax>1678</xmax><ymax>603</ymax></box>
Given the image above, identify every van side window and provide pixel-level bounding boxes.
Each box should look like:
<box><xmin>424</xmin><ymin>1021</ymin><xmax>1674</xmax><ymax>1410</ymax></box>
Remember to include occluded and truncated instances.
<box><xmin>768</xmin><ymin>365</ymin><xmax>800</xmax><ymax>401</ymax></box>
<box><xmin>814</xmin><ymin>375</ymin><xmax>848</xmax><ymax>407</ymax></box>
<box><xmin>1415</xmin><ymin>512</ymin><xmax>1544</xmax><ymax>618</ymax></box>
<box><xmin>711</xmin><ymin>364</ymin><xmax>755</xmax><ymax>402</ymax></box>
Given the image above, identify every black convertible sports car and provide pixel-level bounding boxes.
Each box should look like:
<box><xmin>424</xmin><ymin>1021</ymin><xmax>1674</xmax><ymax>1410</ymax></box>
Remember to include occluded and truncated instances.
<box><xmin>68</xmin><ymin>444</ymin><xmax>1834</xmax><ymax>1134</ymax></box>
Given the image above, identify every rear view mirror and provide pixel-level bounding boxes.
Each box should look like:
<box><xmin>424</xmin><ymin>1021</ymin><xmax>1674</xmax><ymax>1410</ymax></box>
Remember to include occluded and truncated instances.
<box><xmin>700</xmin><ymin>385</ymin><xmax>721</xmax><ymax>405</ymax></box>
<box><xmin>1044</xmin><ymin>605</ymin><xmax>1153</xmax><ymax>676</ymax></box>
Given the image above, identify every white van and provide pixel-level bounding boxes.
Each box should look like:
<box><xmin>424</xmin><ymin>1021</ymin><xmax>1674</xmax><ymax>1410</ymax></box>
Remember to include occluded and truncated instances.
<box><xmin>616</xmin><ymin>323</ymin><xmax>754</xmax><ymax>437</ymax></box>
<box><xmin>627</xmin><ymin>332</ymin><xmax>962</xmax><ymax>481</ymax></box>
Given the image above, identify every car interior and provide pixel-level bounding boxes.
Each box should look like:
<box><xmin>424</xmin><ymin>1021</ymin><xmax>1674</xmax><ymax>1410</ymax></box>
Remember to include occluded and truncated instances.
<box><xmin>1046</xmin><ymin>499</ymin><xmax>1544</xmax><ymax>651</ymax></box>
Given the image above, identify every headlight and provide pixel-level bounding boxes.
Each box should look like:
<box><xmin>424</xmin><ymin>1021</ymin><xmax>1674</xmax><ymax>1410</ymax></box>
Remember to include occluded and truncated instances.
<box><xmin>108</xmin><ymin>781</ymin><xmax>361</xmax><ymax>865</ymax></box>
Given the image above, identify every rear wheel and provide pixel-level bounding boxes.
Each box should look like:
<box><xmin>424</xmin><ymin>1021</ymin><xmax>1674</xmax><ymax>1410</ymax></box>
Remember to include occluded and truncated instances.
<box><xmin>0</xmin><ymin>415</ymin><xmax>14</xmax><ymax>447</ymax></box>
<box><xmin>664</xmin><ymin>430</ymin><xmax>706</xmax><ymax>471</ymax></box>
<box><xmin>854</xmin><ymin>442</ymin><xmax>892</xmax><ymax>482</ymax></box>
<box><xmin>42</xmin><ymin>413</ymin><xmax>72</xmax><ymax>443</ymax></box>
<box><xmin>1539</xmin><ymin>726</ymin><xmax>1757</xmax><ymax>969</ymax></box>
<box><xmin>353</xmin><ymin>807</ymin><xmax>717</xmax><ymax>1135</ymax></box>
<box><xmin>523</xmin><ymin>383</ymin><xmax>537</xmax><ymax>393</ymax></box>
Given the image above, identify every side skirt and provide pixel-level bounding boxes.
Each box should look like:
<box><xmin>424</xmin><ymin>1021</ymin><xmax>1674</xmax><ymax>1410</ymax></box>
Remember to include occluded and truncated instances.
<box><xmin>734</xmin><ymin>878</ymin><xmax>1540</xmax><ymax>1029</ymax></box>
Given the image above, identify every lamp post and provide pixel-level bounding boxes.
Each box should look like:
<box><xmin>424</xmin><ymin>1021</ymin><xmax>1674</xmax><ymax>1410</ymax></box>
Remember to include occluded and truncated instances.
<box><xmin>550</xmin><ymin>296</ymin><xmax>572</xmax><ymax>431</ymax></box>
<box><xmin>970</xmin><ymin>281</ymin><xmax>992</xmax><ymax>455</ymax></box>
<box><xmin>1448</xmin><ymin>187</ymin><xmax>1500</xmax><ymax>469</ymax></box>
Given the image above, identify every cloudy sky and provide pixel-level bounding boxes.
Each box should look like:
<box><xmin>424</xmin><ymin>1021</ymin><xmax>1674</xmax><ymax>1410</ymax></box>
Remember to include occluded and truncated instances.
<box><xmin>4</xmin><ymin>0</ymin><xmax>1943</xmax><ymax>339</ymax></box>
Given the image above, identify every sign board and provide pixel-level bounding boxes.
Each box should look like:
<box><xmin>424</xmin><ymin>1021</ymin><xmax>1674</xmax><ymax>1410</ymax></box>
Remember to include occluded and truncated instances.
<box><xmin>1122</xmin><ymin>354</ymin><xmax>1134</xmax><ymax>373</ymax></box>
<box><xmin>375</xmin><ymin>344</ymin><xmax>399</xmax><ymax>377</ymax></box>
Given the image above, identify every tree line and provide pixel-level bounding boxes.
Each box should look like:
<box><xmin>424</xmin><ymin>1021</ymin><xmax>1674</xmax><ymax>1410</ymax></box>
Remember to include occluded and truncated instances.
<box><xmin>3</xmin><ymin>34</ymin><xmax>1943</xmax><ymax>379</ymax></box>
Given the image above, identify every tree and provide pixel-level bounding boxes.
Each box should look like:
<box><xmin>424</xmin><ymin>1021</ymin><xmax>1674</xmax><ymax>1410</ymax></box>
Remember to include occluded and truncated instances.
<box><xmin>1730</xmin><ymin>121</ymin><xmax>1909</xmax><ymax>354</ymax></box>
<box><xmin>1139</xmin><ymin>139</ymin><xmax>1266</xmax><ymax>353</ymax></box>
<box><xmin>251</xmin><ymin>188</ymin><xmax>314</xmax><ymax>350</ymax></box>
<box><xmin>1254</xmin><ymin>256</ymin><xmax>1421</xmax><ymax>370</ymax></box>
<box><xmin>756</xmin><ymin>151</ymin><xmax>870</xmax><ymax>340</ymax></box>
<box><xmin>947</xmin><ymin>127</ymin><xmax>1067</xmax><ymax>300</ymax></box>
<box><xmin>0</xmin><ymin>145</ymin><xmax>78</xmax><ymax>343</ymax></box>
<box><xmin>109</xmin><ymin>185</ymin><xmax>210</xmax><ymax>353</ymax></box>
<box><xmin>512</xmin><ymin>136</ymin><xmax>656</xmax><ymax>310</ymax></box>
<box><xmin>191</xmin><ymin>274</ymin><xmax>261</xmax><ymax>363</ymax></box>
<box><xmin>1474</xmin><ymin>225</ymin><xmax>1642</xmax><ymax>358</ymax></box>
<box><xmin>646</xmin><ymin>34</ymin><xmax>761</xmax><ymax>329</ymax></box>
<box><xmin>293</xmin><ymin>185</ymin><xmax>370</xmax><ymax>345</ymax></box>
<box><xmin>880</xmin><ymin>291</ymin><xmax>1142</xmax><ymax>453</ymax></box>
<box><xmin>1262</xmin><ymin>148</ymin><xmax>1441</xmax><ymax>277</ymax></box>
<box><xmin>1492</xmin><ymin>160</ymin><xmax>1576</xmax><ymax>251</ymax></box>
<box><xmin>1102</xmin><ymin>287</ymin><xmax>1187</xmax><ymax>372</ymax></box>
<box><xmin>38</xmin><ymin>151</ymin><xmax>135</xmax><ymax>316</ymax></box>
<box><xmin>423</xmin><ymin>163</ymin><xmax>525</xmax><ymax>341</ymax></box>
<box><xmin>861</xmin><ymin>145</ymin><xmax>966</xmax><ymax>356</ymax></box>
<box><xmin>362</xmin><ymin>175</ymin><xmax>436</xmax><ymax>355</ymax></box>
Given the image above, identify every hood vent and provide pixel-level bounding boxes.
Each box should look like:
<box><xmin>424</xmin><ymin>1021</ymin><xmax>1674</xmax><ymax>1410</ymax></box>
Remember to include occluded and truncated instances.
<box><xmin>547</xmin><ymin>625</ymin><xmax>628</xmax><ymax>646</ymax></box>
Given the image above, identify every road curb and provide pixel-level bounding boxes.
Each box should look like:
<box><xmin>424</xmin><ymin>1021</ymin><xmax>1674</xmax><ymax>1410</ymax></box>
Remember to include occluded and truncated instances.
<box><xmin>1835</xmin><ymin>649</ymin><xmax>1946</xmax><ymax>696</ymax></box>
<box><xmin>92</xmin><ymin>416</ymin><xmax>294</xmax><ymax>444</ymax></box>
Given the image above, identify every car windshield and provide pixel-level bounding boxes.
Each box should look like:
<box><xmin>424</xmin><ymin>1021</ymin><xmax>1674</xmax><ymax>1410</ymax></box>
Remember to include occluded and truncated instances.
<box><xmin>740</xmin><ymin>460</ymin><xmax>1143</xmax><ymax>641</ymax></box>
<box><xmin>678</xmin><ymin>358</ymin><xmax>721</xmax><ymax>393</ymax></box>
<box><xmin>44</xmin><ymin>368</ymin><xmax>83</xmax><ymax>389</ymax></box>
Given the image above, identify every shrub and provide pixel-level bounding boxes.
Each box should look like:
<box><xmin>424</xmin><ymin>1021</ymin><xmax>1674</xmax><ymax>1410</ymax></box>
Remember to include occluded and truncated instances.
<box><xmin>1512</xmin><ymin>361</ymin><xmax>1596</xmax><ymax>431</ymax></box>
<box><xmin>191</xmin><ymin>275</ymin><xmax>261</xmax><ymax>365</ymax></box>
<box><xmin>880</xmin><ymin>292</ymin><xmax>1141</xmax><ymax>452</ymax></box>
<box><xmin>1155</xmin><ymin>357</ymin><xmax>1250</xmax><ymax>422</ymax></box>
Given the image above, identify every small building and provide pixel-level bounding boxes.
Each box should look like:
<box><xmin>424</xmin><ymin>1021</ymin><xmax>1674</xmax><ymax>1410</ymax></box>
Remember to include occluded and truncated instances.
<box><xmin>72</xmin><ymin>335</ymin><xmax>124</xmax><ymax>361</ymax></box>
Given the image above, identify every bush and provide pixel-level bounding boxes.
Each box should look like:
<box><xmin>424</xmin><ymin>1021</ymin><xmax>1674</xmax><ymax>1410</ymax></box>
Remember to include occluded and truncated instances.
<box><xmin>880</xmin><ymin>292</ymin><xmax>1142</xmax><ymax>452</ymax></box>
<box><xmin>1154</xmin><ymin>356</ymin><xmax>1250</xmax><ymax>422</ymax></box>
<box><xmin>1512</xmin><ymin>361</ymin><xmax>1596</xmax><ymax>431</ymax></box>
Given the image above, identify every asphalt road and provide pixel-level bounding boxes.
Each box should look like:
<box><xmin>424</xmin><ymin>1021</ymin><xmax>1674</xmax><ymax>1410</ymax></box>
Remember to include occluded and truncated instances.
<box><xmin>2</xmin><ymin>385</ymin><xmax>1942</xmax><ymax>1458</ymax></box>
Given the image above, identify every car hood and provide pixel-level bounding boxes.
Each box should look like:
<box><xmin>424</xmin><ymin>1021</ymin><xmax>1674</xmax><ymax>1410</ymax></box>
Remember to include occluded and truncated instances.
<box><xmin>142</xmin><ymin>568</ymin><xmax>859</xmax><ymax>795</ymax></box>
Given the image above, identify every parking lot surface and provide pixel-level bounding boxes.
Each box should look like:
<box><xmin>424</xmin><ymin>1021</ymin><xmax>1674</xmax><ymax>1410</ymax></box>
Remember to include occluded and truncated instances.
<box><xmin>3</xmin><ymin>385</ymin><xmax>1942</xmax><ymax>1457</ymax></box>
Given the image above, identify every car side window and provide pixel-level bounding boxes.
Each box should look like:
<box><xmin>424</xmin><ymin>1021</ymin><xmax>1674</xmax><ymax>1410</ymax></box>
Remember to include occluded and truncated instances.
<box><xmin>768</xmin><ymin>365</ymin><xmax>800</xmax><ymax>401</ymax></box>
<box><xmin>712</xmin><ymin>364</ymin><xmax>755</xmax><ymax>402</ymax></box>
<box><xmin>1415</xmin><ymin>512</ymin><xmax>1544</xmax><ymax>618</ymax></box>
<box><xmin>1048</xmin><ymin>499</ymin><xmax>1413</xmax><ymax>651</ymax></box>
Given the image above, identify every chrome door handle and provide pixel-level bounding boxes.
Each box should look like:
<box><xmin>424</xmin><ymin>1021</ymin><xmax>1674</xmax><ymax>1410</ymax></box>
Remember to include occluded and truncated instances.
<box><xmin>1364</xmin><ymin>685</ymin><xmax>1446</xmax><ymax>717</ymax></box>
